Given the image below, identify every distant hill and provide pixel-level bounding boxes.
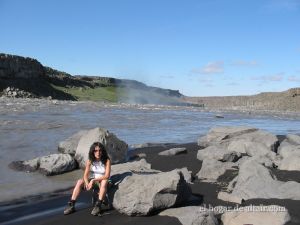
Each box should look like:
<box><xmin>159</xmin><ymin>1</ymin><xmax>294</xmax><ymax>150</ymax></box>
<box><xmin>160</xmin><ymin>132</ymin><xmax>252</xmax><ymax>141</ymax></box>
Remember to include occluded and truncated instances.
<box><xmin>1</xmin><ymin>53</ymin><xmax>299</xmax><ymax>111</ymax></box>
<box><xmin>0</xmin><ymin>53</ymin><xmax>185</xmax><ymax>105</ymax></box>
<box><xmin>183</xmin><ymin>88</ymin><xmax>300</xmax><ymax>112</ymax></box>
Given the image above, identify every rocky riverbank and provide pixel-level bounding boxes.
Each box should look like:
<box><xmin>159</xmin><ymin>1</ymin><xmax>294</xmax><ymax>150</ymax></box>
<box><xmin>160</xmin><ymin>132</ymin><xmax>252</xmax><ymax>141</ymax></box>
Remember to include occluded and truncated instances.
<box><xmin>0</xmin><ymin>53</ymin><xmax>185</xmax><ymax>105</ymax></box>
<box><xmin>3</xmin><ymin>126</ymin><xmax>300</xmax><ymax>225</ymax></box>
<box><xmin>184</xmin><ymin>88</ymin><xmax>300</xmax><ymax>112</ymax></box>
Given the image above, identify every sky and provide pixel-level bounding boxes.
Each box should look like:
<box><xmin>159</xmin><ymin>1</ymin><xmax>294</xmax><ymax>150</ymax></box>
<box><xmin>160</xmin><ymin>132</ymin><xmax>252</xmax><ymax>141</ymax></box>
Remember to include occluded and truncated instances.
<box><xmin>0</xmin><ymin>0</ymin><xmax>300</xmax><ymax>97</ymax></box>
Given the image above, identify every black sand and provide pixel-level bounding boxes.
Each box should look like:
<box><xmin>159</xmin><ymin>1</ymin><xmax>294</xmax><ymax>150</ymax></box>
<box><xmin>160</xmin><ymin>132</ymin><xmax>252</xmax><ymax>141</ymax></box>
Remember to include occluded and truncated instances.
<box><xmin>1</xmin><ymin>142</ymin><xmax>300</xmax><ymax>225</ymax></box>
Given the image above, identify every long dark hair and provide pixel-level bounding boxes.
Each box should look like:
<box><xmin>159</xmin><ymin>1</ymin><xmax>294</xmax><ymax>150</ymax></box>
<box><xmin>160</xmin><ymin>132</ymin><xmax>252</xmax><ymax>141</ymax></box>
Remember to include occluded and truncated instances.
<box><xmin>88</xmin><ymin>142</ymin><xmax>110</xmax><ymax>165</ymax></box>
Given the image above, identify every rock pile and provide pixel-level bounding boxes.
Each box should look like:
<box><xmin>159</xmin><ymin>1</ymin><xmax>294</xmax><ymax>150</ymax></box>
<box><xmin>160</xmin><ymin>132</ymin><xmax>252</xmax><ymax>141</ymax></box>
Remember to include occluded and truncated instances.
<box><xmin>2</xmin><ymin>87</ymin><xmax>34</xmax><ymax>98</ymax></box>
<box><xmin>9</xmin><ymin>127</ymin><xmax>128</xmax><ymax>175</ymax></box>
<box><xmin>196</xmin><ymin>126</ymin><xmax>300</xmax><ymax>206</ymax></box>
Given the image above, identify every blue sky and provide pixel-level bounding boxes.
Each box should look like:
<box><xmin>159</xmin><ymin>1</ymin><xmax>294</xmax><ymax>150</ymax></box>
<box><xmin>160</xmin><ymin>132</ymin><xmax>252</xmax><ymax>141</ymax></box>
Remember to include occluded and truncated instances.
<box><xmin>1</xmin><ymin>0</ymin><xmax>300</xmax><ymax>96</ymax></box>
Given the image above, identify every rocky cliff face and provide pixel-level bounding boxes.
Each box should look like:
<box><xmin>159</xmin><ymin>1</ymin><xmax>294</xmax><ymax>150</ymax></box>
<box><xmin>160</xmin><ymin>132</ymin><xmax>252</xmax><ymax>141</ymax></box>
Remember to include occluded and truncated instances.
<box><xmin>0</xmin><ymin>53</ymin><xmax>184</xmax><ymax>104</ymax></box>
<box><xmin>0</xmin><ymin>54</ymin><xmax>76</xmax><ymax>100</ymax></box>
<box><xmin>0</xmin><ymin>54</ymin><xmax>44</xmax><ymax>79</ymax></box>
<box><xmin>184</xmin><ymin>88</ymin><xmax>300</xmax><ymax>112</ymax></box>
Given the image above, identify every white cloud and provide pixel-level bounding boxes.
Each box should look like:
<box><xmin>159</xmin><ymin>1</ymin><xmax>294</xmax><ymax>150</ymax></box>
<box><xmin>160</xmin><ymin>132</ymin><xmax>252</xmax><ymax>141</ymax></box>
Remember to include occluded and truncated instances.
<box><xmin>251</xmin><ymin>72</ymin><xmax>284</xmax><ymax>82</ymax></box>
<box><xmin>191</xmin><ymin>61</ymin><xmax>224</xmax><ymax>75</ymax></box>
<box><xmin>231</xmin><ymin>60</ymin><xmax>259</xmax><ymax>67</ymax></box>
<box><xmin>288</xmin><ymin>75</ymin><xmax>300</xmax><ymax>82</ymax></box>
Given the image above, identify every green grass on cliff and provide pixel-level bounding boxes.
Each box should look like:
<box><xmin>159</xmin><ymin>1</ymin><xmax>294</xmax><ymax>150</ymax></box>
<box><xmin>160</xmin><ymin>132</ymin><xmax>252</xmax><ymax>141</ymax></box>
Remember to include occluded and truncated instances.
<box><xmin>51</xmin><ymin>85</ymin><xmax>124</xmax><ymax>102</ymax></box>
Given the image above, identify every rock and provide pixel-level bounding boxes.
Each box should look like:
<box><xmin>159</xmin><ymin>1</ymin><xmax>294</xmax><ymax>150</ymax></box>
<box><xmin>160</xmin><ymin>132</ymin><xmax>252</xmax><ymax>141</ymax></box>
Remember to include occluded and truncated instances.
<box><xmin>249</xmin><ymin>153</ymin><xmax>277</xmax><ymax>168</ymax></box>
<box><xmin>113</xmin><ymin>169</ymin><xmax>191</xmax><ymax>216</ymax></box>
<box><xmin>286</xmin><ymin>134</ymin><xmax>300</xmax><ymax>145</ymax></box>
<box><xmin>278</xmin><ymin>154</ymin><xmax>300</xmax><ymax>171</ymax></box>
<box><xmin>197</xmin><ymin>145</ymin><xmax>228</xmax><ymax>161</ymax></box>
<box><xmin>130</xmin><ymin>143</ymin><xmax>169</xmax><ymax>149</ymax></box>
<box><xmin>9</xmin><ymin>154</ymin><xmax>77</xmax><ymax>176</ymax></box>
<box><xmin>196</xmin><ymin>159</ymin><xmax>236</xmax><ymax>182</ymax></box>
<box><xmin>277</xmin><ymin>140</ymin><xmax>300</xmax><ymax>171</ymax></box>
<box><xmin>158</xmin><ymin>147</ymin><xmax>187</xmax><ymax>156</ymax></box>
<box><xmin>221</xmin><ymin>205</ymin><xmax>290</xmax><ymax>225</ymax></box>
<box><xmin>238</xmin><ymin>130</ymin><xmax>279</xmax><ymax>152</ymax></box>
<box><xmin>227</xmin><ymin>140</ymin><xmax>270</xmax><ymax>156</ymax></box>
<box><xmin>38</xmin><ymin>154</ymin><xmax>77</xmax><ymax>176</ymax></box>
<box><xmin>9</xmin><ymin>158</ymin><xmax>39</xmax><ymax>172</ymax></box>
<box><xmin>0</xmin><ymin>54</ymin><xmax>44</xmax><ymax>79</ymax></box>
<box><xmin>198</xmin><ymin>127</ymin><xmax>278</xmax><ymax>153</ymax></box>
<box><xmin>223</xmin><ymin>160</ymin><xmax>300</xmax><ymax>202</ymax></box>
<box><xmin>75</xmin><ymin>127</ymin><xmax>128</xmax><ymax>168</ymax></box>
<box><xmin>111</xmin><ymin>159</ymin><xmax>158</xmax><ymax>176</ymax></box>
<box><xmin>128</xmin><ymin>153</ymin><xmax>147</xmax><ymax>161</ymax></box>
<box><xmin>58</xmin><ymin>130</ymin><xmax>88</xmax><ymax>155</ymax></box>
<box><xmin>159</xmin><ymin>206</ymin><xmax>218</xmax><ymax>225</ymax></box>
<box><xmin>217</xmin><ymin>192</ymin><xmax>243</xmax><ymax>204</ymax></box>
<box><xmin>220</xmin><ymin>151</ymin><xmax>242</xmax><ymax>162</ymax></box>
<box><xmin>277</xmin><ymin>142</ymin><xmax>300</xmax><ymax>158</ymax></box>
<box><xmin>175</xmin><ymin>167</ymin><xmax>193</xmax><ymax>183</ymax></box>
<box><xmin>110</xmin><ymin>159</ymin><xmax>160</xmax><ymax>185</ymax></box>
<box><xmin>198</xmin><ymin>126</ymin><xmax>258</xmax><ymax>147</ymax></box>
<box><xmin>215</xmin><ymin>114</ymin><xmax>224</xmax><ymax>118</ymax></box>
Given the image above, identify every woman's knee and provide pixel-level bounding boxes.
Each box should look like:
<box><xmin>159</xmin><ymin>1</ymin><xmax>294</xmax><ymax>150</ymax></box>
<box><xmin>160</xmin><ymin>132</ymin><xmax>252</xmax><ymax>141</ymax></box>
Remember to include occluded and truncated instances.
<box><xmin>75</xmin><ymin>179</ymin><xmax>84</xmax><ymax>187</ymax></box>
<box><xmin>100</xmin><ymin>179</ymin><xmax>108</xmax><ymax>189</ymax></box>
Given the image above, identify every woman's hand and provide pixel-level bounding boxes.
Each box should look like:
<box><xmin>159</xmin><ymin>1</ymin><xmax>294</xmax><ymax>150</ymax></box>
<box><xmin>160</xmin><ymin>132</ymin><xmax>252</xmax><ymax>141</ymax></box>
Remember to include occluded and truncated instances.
<box><xmin>87</xmin><ymin>179</ymin><xmax>95</xmax><ymax>190</ymax></box>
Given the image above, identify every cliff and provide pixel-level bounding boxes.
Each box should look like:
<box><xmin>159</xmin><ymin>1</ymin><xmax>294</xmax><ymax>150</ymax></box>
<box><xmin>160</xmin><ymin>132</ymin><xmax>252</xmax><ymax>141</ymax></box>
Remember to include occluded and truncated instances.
<box><xmin>184</xmin><ymin>88</ymin><xmax>300</xmax><ymax>112</ymax></box>
<box><xmin>0</xmin><ymin>53</ymin><xmax>183</xmax><ymax>104</ymax></box>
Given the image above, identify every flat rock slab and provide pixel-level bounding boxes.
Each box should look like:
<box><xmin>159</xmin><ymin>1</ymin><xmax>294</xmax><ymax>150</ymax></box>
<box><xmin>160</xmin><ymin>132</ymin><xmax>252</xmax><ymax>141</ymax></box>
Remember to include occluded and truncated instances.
<box><xmin>221</xmin><ymin>205</ymin><xmax>290</xmax><ymax>225</ymax></box>
<box><xmin>9</xmin><ymin>153</ymin><xmax>77</xmax><ymax>176</ymax></box>
<box><xmin>159</xmin><ymin>147</ymin><xmax>187</xmax><ymax>156</ymax></box>
<box><xmin>160</xmin><ymin>206</ymin><xmax>218</xmax><ymax>225</ymax></box>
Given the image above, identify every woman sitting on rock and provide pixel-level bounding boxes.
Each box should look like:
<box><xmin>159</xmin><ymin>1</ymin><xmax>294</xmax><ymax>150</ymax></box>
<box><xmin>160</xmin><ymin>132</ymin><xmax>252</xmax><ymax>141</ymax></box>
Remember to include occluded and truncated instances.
<box><xmin>64</xmin><ymin>142</ymin><xmax>111</xmax><ymax>216</ymax></box>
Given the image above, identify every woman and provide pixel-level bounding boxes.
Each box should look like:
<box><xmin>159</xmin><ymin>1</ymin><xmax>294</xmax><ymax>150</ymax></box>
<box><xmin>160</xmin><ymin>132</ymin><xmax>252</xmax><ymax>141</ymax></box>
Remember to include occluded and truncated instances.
<box><xmin>64</xmin><ymin>142</ymin><xmax>111</xmax><ymax>216</ymax></box>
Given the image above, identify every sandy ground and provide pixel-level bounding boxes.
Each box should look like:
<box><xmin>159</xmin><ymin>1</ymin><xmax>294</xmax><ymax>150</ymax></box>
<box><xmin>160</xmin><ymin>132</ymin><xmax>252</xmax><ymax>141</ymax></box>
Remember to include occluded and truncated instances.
<box><xmin>1</xmin><ymin>142</ymin><xmax>300</xmax><ymax>225</ymax></box>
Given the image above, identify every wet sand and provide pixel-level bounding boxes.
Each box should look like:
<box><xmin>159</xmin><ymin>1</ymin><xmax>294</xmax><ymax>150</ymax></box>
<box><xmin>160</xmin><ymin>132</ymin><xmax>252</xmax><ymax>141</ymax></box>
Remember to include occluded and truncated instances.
<box><xmin>1</xmin><ymin>142</ymin><xmax>300</xmax><ymax>225</ymax></box>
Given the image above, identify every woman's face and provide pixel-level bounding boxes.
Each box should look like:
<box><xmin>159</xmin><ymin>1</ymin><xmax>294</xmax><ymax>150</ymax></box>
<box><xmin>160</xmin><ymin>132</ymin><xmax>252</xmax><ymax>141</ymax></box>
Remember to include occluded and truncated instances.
<box><xmin>94</xmin><ymin>146</ymin><xmax>102</xmax><ymax>159</ymax></box>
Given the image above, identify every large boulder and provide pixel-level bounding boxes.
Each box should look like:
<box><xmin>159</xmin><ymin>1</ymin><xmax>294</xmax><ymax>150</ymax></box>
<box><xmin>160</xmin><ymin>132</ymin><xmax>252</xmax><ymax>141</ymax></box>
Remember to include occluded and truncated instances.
<box><xmin>110</xmin><ymin>159</ymin><xmax>160</xmax><ymax>184</ymax></box>
<box><xmin>111</xmin><ymin>158</ymin><xmax>157</xmax><ymax>176</ymax></box>
<box><xmin>227</xmin><ymin>140</ymin><xmax>271</xmax><ymax>156</ymax></box>
<box><xmin>159</xmin><ymin>206</ymin><xmax>218</xmax><ymax>225</ymax></box>
<box><xmin>197</xmin><ymin>145</ymin><xmax>228</xmax><ymax>161</ymax></box>
<box><xmin>38</xmin><ymin>154</ymin><xmax>77</xmax><ymax>175</ymax></box>
<box><xmin>277</xmin><ymin>139</ymin><xmax>300</xmax><ymax>171</ymax></box>
<box><xmin>75</xmin><ymin>127</ymin><xmax>128</xmax><ymax>168</ymax></box>
<box><xmin>277</xmin><ymin>142</ymin><xmax>300</xmax><ymax>158</ymax></box>
<box><xmin>278</xmin><ymin>154</ymin><xmax>300</xmax><ymax>171</ymax></box>
<box><xmin>286</xmin><ymin>134</ymin><xmax>300</xmax><ymax>145</ymax></box>
<box><xmin>58</xmin><ymin>130</ymin><xmax>88</xmax><ymax>155</ymax></box>
<box><xmin>197</xmin><ymin>159</ymin><xmax>236</xmax><ymax>182</ymax></box>
<box><xmin>222</xmin><ymin>159</ymin><xmax>300</xmax><ymax>202</ymax></box>
<box><xmin>221</xmin><ymin>205</ymin><xmax>290</xmax><ymax>225</ymax></box>
<box><xmin>9</xmin><ymin>153</ymin><xmax>77</xmax><ymax>176</ymax></box>
<box><xmin>198</xmin><ymin>126</ymin><xmax>278</xmax><ymax>153</ymax></box>
<box><xmin>113</xmin><ymin>169</ymin><xmax>191</xmax><ymax>216</ymax></box>
<box><xmin>198</xmin><ymin>126</ymin><xmax>258</xmax><ymax>147</ymax></box>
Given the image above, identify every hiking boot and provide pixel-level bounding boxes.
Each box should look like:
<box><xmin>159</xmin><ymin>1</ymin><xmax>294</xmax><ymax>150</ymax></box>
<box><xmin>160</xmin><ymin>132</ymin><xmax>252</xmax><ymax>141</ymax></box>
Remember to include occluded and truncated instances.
<box><xmin>91</xmin><ymin>200</ymin><xmax>102</xmax><ymax>216</ymax></box>
<box><xmin>64</xmin><ymin>201</ymin><xmax>76</xmax><ymax>215</ymax></box>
